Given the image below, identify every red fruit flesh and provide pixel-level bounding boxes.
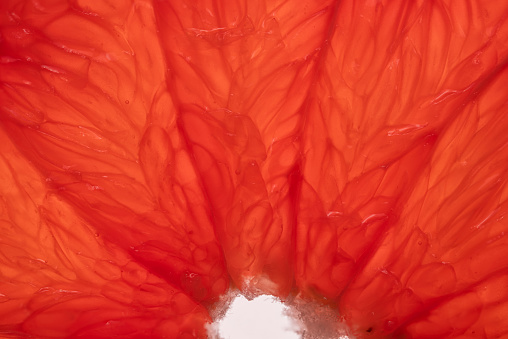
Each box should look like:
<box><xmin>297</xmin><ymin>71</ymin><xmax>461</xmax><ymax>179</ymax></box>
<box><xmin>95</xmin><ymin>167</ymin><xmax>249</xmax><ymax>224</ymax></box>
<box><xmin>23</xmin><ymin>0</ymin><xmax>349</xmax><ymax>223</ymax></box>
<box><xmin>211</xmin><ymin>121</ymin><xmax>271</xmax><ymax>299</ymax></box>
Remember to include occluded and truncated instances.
<box><xmin>1</xmin><ymin>0</ymin><xmax>508</xmax><ymax>338</ymax></box>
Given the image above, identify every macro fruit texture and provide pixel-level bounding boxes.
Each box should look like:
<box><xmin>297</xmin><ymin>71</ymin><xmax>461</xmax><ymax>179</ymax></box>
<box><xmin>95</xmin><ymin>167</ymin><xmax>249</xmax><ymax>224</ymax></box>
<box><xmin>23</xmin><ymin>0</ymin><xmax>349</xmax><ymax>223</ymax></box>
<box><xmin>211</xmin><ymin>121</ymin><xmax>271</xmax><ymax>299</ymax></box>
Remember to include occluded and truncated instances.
<box><xmin>1</xmin><ymin>0</ymin><xmax>508</xmax><ymax>338</ymax></box>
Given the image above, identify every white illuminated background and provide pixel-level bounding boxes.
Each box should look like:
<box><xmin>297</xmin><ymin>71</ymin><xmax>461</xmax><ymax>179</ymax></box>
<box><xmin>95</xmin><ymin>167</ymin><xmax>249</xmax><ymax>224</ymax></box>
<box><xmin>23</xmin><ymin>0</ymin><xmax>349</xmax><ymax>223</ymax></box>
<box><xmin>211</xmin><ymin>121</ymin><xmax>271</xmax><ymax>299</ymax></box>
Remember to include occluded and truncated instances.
<box><xmin>214</xmin><ymin>295</ymin><xmax>300</xmax><ymax>339</ymax></box>
<box><xmin>209</xmin><ymin>294</ymin><xmax>352</xmax><ymax>339</ymax></box>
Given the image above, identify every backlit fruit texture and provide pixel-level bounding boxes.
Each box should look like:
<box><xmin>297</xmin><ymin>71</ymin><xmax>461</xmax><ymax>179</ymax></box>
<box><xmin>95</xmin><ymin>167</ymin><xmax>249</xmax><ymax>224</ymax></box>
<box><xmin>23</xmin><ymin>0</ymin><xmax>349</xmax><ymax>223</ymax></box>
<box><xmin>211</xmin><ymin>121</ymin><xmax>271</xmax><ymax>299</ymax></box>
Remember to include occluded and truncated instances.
<box><xmin>1</xmin><ymin>0</ymin><xmax>508</xmax><ymax>338</ymax></box>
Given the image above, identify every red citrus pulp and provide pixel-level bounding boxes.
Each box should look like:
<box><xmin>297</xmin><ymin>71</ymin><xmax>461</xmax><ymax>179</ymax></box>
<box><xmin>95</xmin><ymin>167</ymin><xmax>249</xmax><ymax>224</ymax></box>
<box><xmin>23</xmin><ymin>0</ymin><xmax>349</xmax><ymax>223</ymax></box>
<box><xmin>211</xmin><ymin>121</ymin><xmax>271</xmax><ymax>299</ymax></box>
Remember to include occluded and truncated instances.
<box><xmin>1</xmin><ymin>0</ymin><xmax>508</xmax><ymax>338</ymax></box>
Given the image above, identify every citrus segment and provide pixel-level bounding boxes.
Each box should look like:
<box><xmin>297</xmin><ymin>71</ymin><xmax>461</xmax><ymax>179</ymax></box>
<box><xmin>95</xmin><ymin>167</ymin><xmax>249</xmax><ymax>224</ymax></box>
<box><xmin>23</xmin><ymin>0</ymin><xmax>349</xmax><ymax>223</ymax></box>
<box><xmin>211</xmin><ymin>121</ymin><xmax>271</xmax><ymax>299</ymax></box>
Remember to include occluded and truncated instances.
<box><xmin>1</xmin><ymin>0</ymin><xmax>508</xmax><ymax>338</ymax></box>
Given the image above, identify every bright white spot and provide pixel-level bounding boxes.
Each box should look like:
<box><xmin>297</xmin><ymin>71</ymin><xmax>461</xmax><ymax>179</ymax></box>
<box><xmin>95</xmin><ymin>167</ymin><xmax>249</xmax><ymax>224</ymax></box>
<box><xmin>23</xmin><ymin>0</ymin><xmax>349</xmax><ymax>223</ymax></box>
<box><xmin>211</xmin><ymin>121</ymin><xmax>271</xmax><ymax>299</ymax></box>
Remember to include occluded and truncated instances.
<box><xmin>215</xmin><ymin>295</ymin><xmax>300</xmax><ymax>339</ymax></box>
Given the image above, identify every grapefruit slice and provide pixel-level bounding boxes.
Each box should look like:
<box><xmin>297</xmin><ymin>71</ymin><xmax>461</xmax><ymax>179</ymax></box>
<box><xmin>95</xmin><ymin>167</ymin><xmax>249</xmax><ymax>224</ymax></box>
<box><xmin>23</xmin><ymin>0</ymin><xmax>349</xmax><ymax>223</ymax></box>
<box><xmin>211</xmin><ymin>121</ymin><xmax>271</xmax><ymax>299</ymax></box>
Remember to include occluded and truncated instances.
<box><xmin>1</xmin><ymin>0</ymin><xmax>508</xmax><ymax>338</ymax></box>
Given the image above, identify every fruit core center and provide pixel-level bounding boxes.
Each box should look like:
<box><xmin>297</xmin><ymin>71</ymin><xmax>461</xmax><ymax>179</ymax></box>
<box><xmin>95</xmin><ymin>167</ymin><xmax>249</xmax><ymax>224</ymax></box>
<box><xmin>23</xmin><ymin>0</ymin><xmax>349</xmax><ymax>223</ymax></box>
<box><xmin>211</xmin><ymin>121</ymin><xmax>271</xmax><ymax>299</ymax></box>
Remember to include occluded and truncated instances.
<box><xmin>210</xmin><ymin>295</ymin><xmax>301</xmax><ymax>338</ymax></box>
<box><xmin>208</xmin><ymin>293</ymin><xmax>352</xmax><ymax>339</ymax></box>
